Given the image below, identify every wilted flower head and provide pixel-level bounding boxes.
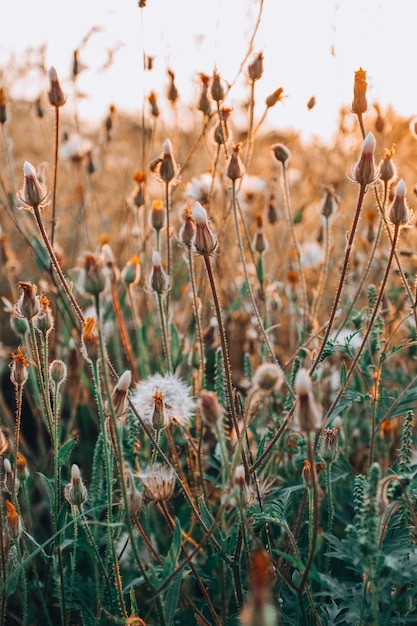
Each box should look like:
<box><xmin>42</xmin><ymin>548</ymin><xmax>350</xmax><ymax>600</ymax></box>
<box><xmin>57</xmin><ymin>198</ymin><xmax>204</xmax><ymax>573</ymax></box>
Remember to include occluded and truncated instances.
<box><xmin>9</xmin><ymin>345</ymin><xmax>29</xmax><ymax>389</ymax></box>
<box><xmin>293</xmin><ymin>368</ymin><xmax>321</xmax><ymax>433</ymax></box>
<box><xmin>351</xmin><ymin>132</ymin><xmax>379</xmax><ymax>187</ymax></box>
<box><xmin>111</xmin><ymin>370</ymin><xmax>132</xmax><ymax>421</ymax></box>
<box><xmin>137</xmin><ymin>463</ymin><xmax>176</xmax><ymax>502</ymax></box>
<box><xmin>192</xmin><ymin>201</ymin><xmax>218</xmax><ymax>256</ymax></box>
<box><xmin>15</xmin><ymin>281</ymin><xmax>40</xmax><ymax>321</ymax></box>
<box><xmin>17</xmin><ymin>161</ymin><xmax>49</xmax><ymax>210</ymax></box>
<box><xmin>48</xmin><ymin>66</ymin><xmax>66</xmax><ymax>108</ymax></box>
<box><xmin>227</xmin><ymin>143</ymin><xmax>245</xmax><ymax>181</ymax></box>
<box><xmin>132</xmin><ymin>372</ymin><xmax>195</xmax><ymax>428</ymax></box>
<box><xmin>387</xmin><ymin>179</ymin><xmax>413</xmax><ymax>226</ymax></box>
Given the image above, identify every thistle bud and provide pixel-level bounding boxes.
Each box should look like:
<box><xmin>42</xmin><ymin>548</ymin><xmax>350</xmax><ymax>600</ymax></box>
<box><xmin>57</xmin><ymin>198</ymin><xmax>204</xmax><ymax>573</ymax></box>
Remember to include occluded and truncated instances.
<box><xmin>379</xmin><ymin>147</ymin><xmax>397</xmax><ymax>183</ymax></box>
<box><xmin>271</xmin><ymin>143</ymin><xmax>291</xmax><ymax>166</ymax></box>
<box><xmin>49</xmin><ymin>359</ymin><xmax>67</xmax><ymax>387</ymax></box>
<box><xmin>321</xmin><ymin>428</ymin><xmax>339</xmax><ymax>463</ymax></box>
<box><xmin>121</xmin><ymin>254</ymin><xmax>141</xmax><ymax>286</ymax></box>
<box><xmin>226</xmin><ymin>143</ymin><xmax>244</xmax><ymax>181</ymax></box>
<box><xmin>18</xmin><ymin>161</ymin><xmax>48</xmax><ymax>209</ymax></box>
<box><xmin>199</xmin><ymin>390</ymin><xmax>222</xmax><ymax>428</ymax></box>
<box><xmin>16</xmin><ymin>281</ymin><xmax>39</xmax><ymax>321</ymax></box>
<box><xmin>248</xmin><ymin>52</ymin><xmax>264</xmax><ymax>81</ymax></box>
<box><xmin>265</xmin><ymin>87</ymin><xmax>284</xmax><ymax>108</ymax></box>
<box><xmin>64</xmin><ymin>464</ymin><xmax>87</xmax><ymax>509</ymax></box>
<box><xmin>211</xmin><ymin>70</ymin><xmax>224</xmax><ymax>103</ymax></box>
<box><xmin>198</xmin><ymin>73</ymin><xmax>211</xmax><ymax>117</ymax></box>
<box><xmin>352</xmin><ymin>132</ymin><xmax>378</xmax><ymax>187</ymax></box>
<box><xmin>5</xmin><ymin>500</ymin><xmax>21</xmax><ymax>540</ymax></box>
<box><xmin>9</xmin><ymin>346</ymin><xmax>29</xmax><ymax>389</ymax></box>
<box><xmin>149</xmin><ymin>251</ymin><xmax>170</xmax><ymax>294</ymax></box>
<box><xmin>179</xmin><ymin>211</ymin><xmax>195</xmax><ymax>249</ymax></box>
<box><xmin>352</xmin><ymin>67</ymin><xmax>368</xmax><ymax>116</ymax></box>
<box><xmin>48</xmin><ymin>66</ymin><xmax>66</xmax><ymax>108</ymax></box>
<box><xmin>0</xmin><ymin>88</ymin><xmax>6</xmax><ymax>125</ymax></box>
<box><xmin>192</xmin><ymin>202</ymin><xmax>218</xmax><ymax>256</ymax></box>
<box><xmin>112</xmin><ymin>370</ymin><xmax>131</xmax><ymax>421</ymax></box>
<box><xmin>252</xmin><ymin>213</ymin><xmax>268</xmax><ymax>254</ymax></box>
<box><xmin>82</xmin><ymin>317</ymin><xmax>100</xmax><ymax>363</ymax></box>
<box><xmin>150</xmin><ymin>199</ymin><xmax>165</xmax><ymax>232</ymax></box>
<box><xmin>34</xmin><ymin>295</ymin><xmax>54</xmax><ymax>336</ymax></box>
<box><xmin>159</xmin><ymin>139</ymin><xmax>177</xmax><ymax>183</ymax></box>
<box><xmin>388</xmin><ymin>179</ymin><xmax>413</xmax><ymax>226</ymax></box>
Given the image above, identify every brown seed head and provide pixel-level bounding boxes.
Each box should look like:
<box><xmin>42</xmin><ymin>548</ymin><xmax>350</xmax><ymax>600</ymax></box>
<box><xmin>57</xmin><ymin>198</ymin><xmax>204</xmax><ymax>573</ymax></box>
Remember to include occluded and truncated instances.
<box><xmin>227</xmin><ymin>143</ymin><xmax>244</xmax><ymax>181</ymax></box>
<box><xmin>248</xmin><ymin>52</ymin><xmax>264</xmax><ymax>81</ymax></box>
<box><xmin>211</xmin><ymin>70</ymin><xmax>224</xmax><ymax>102</ymax></box>
<box><xmin>48</xmin><ymin>66</ymin><xmax>66</xmax><ymax>108</ymax></box>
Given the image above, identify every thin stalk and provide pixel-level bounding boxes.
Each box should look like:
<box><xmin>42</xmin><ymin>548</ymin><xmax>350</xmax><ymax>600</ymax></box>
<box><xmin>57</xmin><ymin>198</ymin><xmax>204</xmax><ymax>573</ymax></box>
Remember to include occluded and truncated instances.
<box><xmin>50</xmin><ymin>107</ymin><xmax>60</xmax><ymax>247</ymax></box>
<box><xmin>311</xmin><ymin>216</ymin><xmax>331</xmax><ymax>324</ymax></box>
<box><xmin>157</xmin><ymin>292</ymin><xmax>171</xmax><ymax>373</ymax></box>
<box><xmin>0</xmin><ymin>468</ymin><xmax>7</xmax><ymax>626</ymax></box>
<box><xmin>11</xmin><ymin>384</ymin><xmax>23</xmax><ymax>500</ymax></box>
<box><xmin>14</xmin><ymin>541</ymin><xmax>28</xmax><ymax>626</ymax></box>
<box><xmin>187</xmin><ymin>247</ymin><xmax>205</xmax><ymax>389</ymax></box>
<box><xmin>298</xmin><ymin>435</ymin><xmax>320</xmax><ymax>594</ymax></box>
<box><xmin>310</xmin><ymin>184</ymin><xmax>368</xmax><ymax>375</ymax></box>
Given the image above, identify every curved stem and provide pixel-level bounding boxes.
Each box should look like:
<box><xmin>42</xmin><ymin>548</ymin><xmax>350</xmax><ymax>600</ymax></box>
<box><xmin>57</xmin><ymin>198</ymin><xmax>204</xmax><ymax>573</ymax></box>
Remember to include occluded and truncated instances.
<box><xmin>50</xmin><ymin>107</ymin><xmax>60</xmax><ymax>247</ymax></box>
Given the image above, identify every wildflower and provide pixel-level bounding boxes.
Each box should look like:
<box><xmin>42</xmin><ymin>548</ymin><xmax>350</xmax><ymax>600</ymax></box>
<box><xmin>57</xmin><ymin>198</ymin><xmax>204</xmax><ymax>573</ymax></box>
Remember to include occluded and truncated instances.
<box><xmin>265</xmin><ymin>87</ymin><xmax>285</xmax><ymax>108</ymax></box>
<box><xmin>64</xmin><ymin>464</ymin><xmax>88</xmax><ymax>508</ymax></box>
<box><xmin>302</xmin><ymin>458</ymin><xmax>313</xmax><ymax>488</ymax></box>
<box><xmin>137</xmin><ymin>463</ymin><xmax>176</xmax><ymax>502</ymax></box>
<box><xmin>48</xmin><ymin>66</ymin><xmax>66</xmax><ymax>108</ymax></box>
<box><xmin>5</xmin><ymin>500</ymin><xmax>21</xmax><ymax>540</ymax></box>
<box><xmin>379</xmin><ymin>147</ymin><xmax>397</xmax><ymax>183</ymax></box>
<box><xmin>132</xmin><ymin>372</ymin><xmax>195</xmax><ymax>428</ymax></box>
<box><xmin>81</xmin><ymin>317</ymin><xmax>100</xmax><ymax>364</ymax></box>
<box><xmin>125</xmin><ymin>468</ymin><xmax>143</xmax><ymax>513</ymax></box>
<box><xmin>34</xmin><ymin>295</ymin><xmax>54</xmax><ymax>336</ymax></box>
<box><xmin>17</xmin><ymin>161</ymin><xmax>49</xmax><ymax>210</ymax></box>
<box><xmin>16</xmin><ymin>452</ymin><xmax>29</xmax><ymax>481</ymax></box>
<box><xmin>214</xmin><ymin>107</ymin><xmax>232</xmax><ymax>145</ymax></box>
<box><xmin>387</xmin><ymin>179</ymin><xmax>413</xmax><ymax>226</ymax></box>
<box><xmin>226</xmin><ymin>143</ymin><xmax>245</xmax><ymax>181</ymax></box>
<box><xmin>192</xmin><ymin>201</ymin><xmax>218</xmax><ymax>256</ymax></box>
<box><xmin>351</xmin><ymin>132</ymin><xmax>379</xmax><ymax>187</ymax></box>
<box><xmin>252</xmin><ymin>213</ymin><xmax>268</xmax><ymax>255</ymax></box>
<box><xmin>248</xmin><ymin>52</ymin><xmax>264</xmax><ymax>82</ymax></box>
<box><xmin>179</xmin><ymin>210</ymin><xmax>195</xmax><ymax>249</ymax></box>
<box><xmin>293</xmin><ymin>368</ymin><xmax>321</xmax><ymax>433</ymax></box>
<box><xmin>122</xmin><ymin>254</ymin><xmax>141</xmax><ymax>286</ymax></box>
<box><xmin>198</xmin><ymin>73</ymin><xmax>211</xmax><ymax>117</ymax></box>
<box><xmin>211</xmin><ymin>70</ymin><xmax>224</xmax><ymax>102</ymax></box>
<box><xmin>49</xmin><ymin>360</ymin><xmax>67</xmax><ymax>388</ymax></box>
<box><xmin>271</xmin><ymin>143</ymin><xmax>291</xmax><ymax>166</ymax></box>
<box><xmin>3</xmin><ymin>458</ymin><xmax>16</xmax><ymax>494</ymax></box>
<box><xmin>15</xmin><ymin>281</ymin><xmax>40</xmax><ymax>321</ymax></box>
<box><xmin>111</xmin><ymin>370</ymin><xmax>132</xmax><ymax>422</ymax></box>
<box><xmin>9</xmin><ymin>346</ymin><xmax>29</xmax><ymax>389</ymax></box>
<box><xmin>321</xmin><ymin>428</ymin><xmax>339</xmax><ymax>463</ymax></box>
<box><xmin>252</xmin><ymin>362</ymin><xmax>282</xmax><ymax>392</ymax></box>
<box><xmin>167</xmin><ymin>69</ymin><xmax>178</xmax><ymax>104</ymax></box>
<box><xmin>0</xmin><ymin>88</ymin><xmax>6</xmax><ymax>124</ymax></box>
<box><xmin>320</xmin><ymin>185</ymin><xmax>339</xmax><ymax>218</ymax></box>
<box><xmin>151</xmin><ymin>139</ymin><xmax>177</xmax><ymax>184</ymax></box>
<box><xmin>150</xmin><ymin>199</ymin><xmax>165</xmax><ymax>232</ymax></box>
<box><xmin>351</xmin><ymin>67</ymin><xmax>368</xmax><ymax>116</ymax></box>
<box><xmin>199</xmin><ymin>390</ymin><xmax>223</xmax><ymax>428</ymax></box>
<box><xmin>149</xmin><ymin>250</ymin><xmax>170</xmax><ymax>294</ymax></box>
<box><xmin>78</xmin><ymin>251</ymin><xmax>107</xmax><ymax>295</ymax></box>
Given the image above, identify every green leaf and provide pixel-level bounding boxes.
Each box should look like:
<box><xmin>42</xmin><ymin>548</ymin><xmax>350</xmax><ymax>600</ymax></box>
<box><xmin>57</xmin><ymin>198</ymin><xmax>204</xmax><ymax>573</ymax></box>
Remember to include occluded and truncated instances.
<box><xmin>37</xmin><ymin>472</ymin><xmax>54</xmax><ymax>512</ymax></box>
<box><xmin>256</xmin><ymin>257</ymin><xmax>264</xmax><ymax>284</ymax></box>
<box><xmin>164</xmin><ymin>570</ymin><xmax>182</xmax><ymax>626</ymax></box>
<box><xmin>162</xmin><ymin>518</ymin><xmax>182</xmax><ymax>579</ymax></box>
<box><xmin>340</xmin><ymin>362</ymin><xmax>347</xmax><ymax>388</ymax></box>
<box><xmin>58</xmin><ymin>438</ymin><xmax>77</xmax><ymax>466</ymax></box>
<box><xmin>170</xmin><ymin>322</ymin><xmax>182</xmax><ymax>369</ymax></box>
<box><xmin>32</xmin><ymin>236</ymin><xmax>52</xmax><ymax>273</ymax></box>
<box><xmin>293</xmin><ymin>210</ymin><xmax>303</xmax><ymax>224</ymax></box>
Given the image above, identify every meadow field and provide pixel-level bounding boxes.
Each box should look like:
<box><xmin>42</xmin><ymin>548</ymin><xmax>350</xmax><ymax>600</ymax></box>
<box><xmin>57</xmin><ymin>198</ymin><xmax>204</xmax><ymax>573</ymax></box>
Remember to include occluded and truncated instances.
<box><xmin>1</xmin><ymin>17</ymin><xmax>417</xmax><ymax>626</ymax></box>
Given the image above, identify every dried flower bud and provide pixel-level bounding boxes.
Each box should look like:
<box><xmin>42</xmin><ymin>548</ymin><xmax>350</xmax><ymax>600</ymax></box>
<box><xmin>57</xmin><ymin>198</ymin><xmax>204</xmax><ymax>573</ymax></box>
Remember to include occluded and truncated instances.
<box><xmin>16</xmin><ymin>281</ymin><xmax>39</xmax><ymax>321</ymax></box>
<box><xmin>248</xmin><ymin>52</ymin><xmax>264</xmax><ymax>81</ymax></box>
<box><xmin>227</xmin><ymin>144</ymin><xmax>244</xmax><ymax>181</ymax></box>
<box><xmin>351</xmin><ymin>132</ymin><xmax>379</xmax><ymax>187</ymax></box>
<box><xmin>79</xmin><ymin>252</ymin><xmax>107</xmax><ymax>295</ymax></box>
<box><xmin>35</xmin><ymin>96</ymin><xmax>44</xmax><ymax>118</ymax></box>
<box><xmin>267</xmin><ymin>197</ymin><xmax>278</xmax><ymax>224</ymax></box>
<box><xmin>192</xmin><ymin>202</ymin><xmax>218</xmax><ymax>256</ymax></box>
<box><xmin>265</xmin><ymin>87</ymin><xmax>284</xmax><ymax>108</ymax></box>
<box><xmin>234</xmin><ymin>465</ymin><xmax>246</xmax><ymax>490</ymax></box>
<box><xmin>211</xmin><ymin>70</ymin><xmax>224</xmax><ymax>102</ymax></box>
<box><xmin>149</xmin><ymin>250</ymin><xmax>170</xmax><ymax>294</ymax></box>
<box><xmin>16</xmin><ymin>452</ymin><xmax>29</xmax><ymax>481</ymax></box>
<box><xmin>147</xmin><ymin>91</ymin><xmax>159</xmax><ymax>117</ymax></box>
<box><xmin>0</xmin><ymin>88</ymin><xmax>6</xmax><ymax>124</ymax></box>
<box><xmin>293</xmin><ymin>368</ymin><xmax>321</xmax><ymax>433</ymax></box>
<box><xmin>112</xmin><ymin>370</ymin><xmax>131</xmax><ymax>421</ymax></box>
<box><xmin>48</xmin><ymin>66</ymin><xmax>66</xmax><ymax>107</ymax></box>
<box><xmin>252</xmin><ymin>362</ymin><xmax>281</xmax><ymax>392</ymax></box>
<box><xmin>138</xmin><ymin>463</ymin><xmax>176</xmax><ymax>502</ymax></box>
<box><xmin>179</xmin><ymin>211</ymin><xmax>195</xmax><ymax>248</ymax></box>
<box><xmin>150</xmin><ymin>199</ymin><xmax>165</xmax><ymax>232</ymax></box>
<box><xmin>302</xmin><ymin>459</ymin><xmax>313</xmax><ymax>489</ymax></box>
<box><xmin>373</xmin><ymin>103</ymin><xmax>385</xmax><ymax>133</ymax></box>
<box><xmin>167</xmin><ymin>69</ymin><xmax>178</xmax><ymax>103</ymax></box>
<box><xmin>252</xmin><ymin>213</ymin><xmax>268</xmax><ymax>254</ymax></box>
<box><xmin>352</xmin><ymin>67</ymin><xmax>368</xmax><ymax>115</ymax></box>
<box><xmin>214</xmin><ymin>107</ymin><xmax>232</xmax><ymax>145</ymax></box>
<box><xmin>321</xmin><ymin>428</ymin><xmax>339</xmax><ymax>463</ymax></box>
<box><xmin>321</xmin><ymin>186</ymin><xmax>339</xmax><ymax>218</ymax></box>
<box><xmin>158</xmin><ymin>139</ymin><xmax>177</xmax><ymax>183</ymax></box>
<box><xmin>9</xmin><ymin>346</ymin><xmax>29</xmax><ymax>389</ymax></box>
<box><xmin>122</xmin><ymin>254</ymin><xmax>141</xmax><ymax>286</ymax></box>
<box><xmin>388</xmin><ymin>179</ymin><xmax>413</xmax><ymax>226</ymax></box>
<box><xmin>5</xmin><ymin>500</ymin><xmax>21</xmax><ymax>540</ymax></box>
<box><xmin>271</xmin><ymin>143</ymin><xmax>291</xmax><ymax>166</ymax></box>
<box><xmin>379</xmin><ymin>147</ymin><xmax>397</xmax><ymax>183</ymax></box>
<box><xmin>199</xmin><ymin>390</ymin><xmax>222</xmax><ymax>427</ymax></box>
<box><xmin>0</xmin><ymin>428</ymin><xmax>8</xmax><ymax>455</ymax></box>
<box><xmin>64</xmin><ymin>464</ymin><xmax>88</xmax><ymax>508</ymax></box>
<box><xmin>82</xmin><ymin>317</ymin><xmax>100</xmax><ymax>363</ymax></box>
<box><xmin>34</xmin><ymin>295</ymin><xmax>54</xmax><ymax>336</ymax></box>
<box><xmin>125</xmin><ymin>468</ymin><xmax>143</xmax><ymax>513</ymax></box>
<box><xmin>3</xmin><ymin>458</ymin><xmax>17</xmax><ymax>494</ymax></box>
<box><xmin>49</xmin><ymin>359</ymin><xmax>67</xmax><ymax>387</ymax></box>
<box><xmin>152</xmin><ymin>390</ymin><xmax>166</xmax><ymax>430</ymax></box>
<box><xmin>198</xmin><ymin>73</ymin><xmax>211</xmax><ymax>117</ymax></box>
<box><xmin>18</xmin><ymin>161</ymin><xmax>48</xmax><ymax>209</ymax></box>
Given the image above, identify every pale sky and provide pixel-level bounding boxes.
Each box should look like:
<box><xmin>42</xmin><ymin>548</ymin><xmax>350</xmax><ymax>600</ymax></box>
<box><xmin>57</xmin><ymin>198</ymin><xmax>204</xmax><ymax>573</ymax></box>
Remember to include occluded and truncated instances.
<box><xmin>1</xmin><ymin>0</ymin><xmax>416</xmax><ymax>141</ymax></box>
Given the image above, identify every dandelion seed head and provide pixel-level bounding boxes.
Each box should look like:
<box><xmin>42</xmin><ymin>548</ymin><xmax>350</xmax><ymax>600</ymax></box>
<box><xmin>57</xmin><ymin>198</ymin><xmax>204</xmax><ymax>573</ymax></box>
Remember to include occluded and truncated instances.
<box><xmin>132</xmin><ymin>373</ymin><xmax>195</xmax><ymax>428</ymax></box>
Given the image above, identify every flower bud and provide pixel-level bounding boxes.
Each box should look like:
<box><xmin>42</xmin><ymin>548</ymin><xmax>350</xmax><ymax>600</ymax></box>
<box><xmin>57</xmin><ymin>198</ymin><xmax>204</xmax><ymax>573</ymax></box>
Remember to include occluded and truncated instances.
<box><xmin>16</xmin><ymin>281</ymin><xmax>40</xmax><ymax>321</ymax></box>
<box><xmin>265</xmin><ymin>87</ymin><xmax>284</xmax><ymax>108</ymax></box>
<box><xmin>49</xmin><ymin>359</ymin><xmax>67</xmax><ymax>387</ymax></box>
<box><xmin>148</xmin><ymin>91</ymin><xmax>159</xmax><ymax>117</ymax></box>
<box><xmin>179</xmin><ymin>211</ymin><xmax>195</xmax><ymax>249</ymax></box>
<box><xmin>294</xmin><ymin>368</ymin><xmax>321</xmax><ymax>433</ymax></box>
<box><xmin>79</xmin><ymin>252</ymin><xmax>107</xmax><ymax>295</ymax></box>
<box><xmin>18</xmin><ymin>161</ymin><xmax>48</xmax><ymax>209</ymax></box>
<box><xmin>16</xmin><ymin>453</ymin><xmax>29</xmax><ymax>481</ymax></box>
<box><xmin>149</xmin><ymin>251</ymin><xmax>170</xmax><ymax>294</ymax></box>
<box><xmin>248</xmin><ymin>52</ymin><xmax>264</xmax><ymax>82</ymax></box>
<box><xmin>388</xmin><ymin>179</ymin><xmax>413</xmax><ymax>226</ymax></box>
<box><xmin>302</xmin><ymin>459</ymin><xmax>313</xmax><ymax>489</ymax></box>
<box><xmin>271</xmin><ymin>143</ymin><xmax>291</xmax><ymax>166</ymax></box>
<box><xmin>199</xmin><ymin>390</ymin><xmax>222</xmax><ymax>428</ymax></box>
<box><xmin>226</xmin><ymin>144</ymin><xmax>244</xmax><ymax>181</ymax></box>
<box><xmin>34</xmin><ymin>295</ymin><xmax>54</xmax><ymax>336</ymax></box>
<box><xmin>252</xmin><ymin>362</ymin><xmax>281</xmax><ymax>392</ymax></box>
<box><xmin>121</xmin><ymin>254</ymin><xmax>141</xmax><ymax>286</ymax></box>
<box><xmin>150</xmin><ymin>199</ymin><xmax>165</xmax><ymax>232</ymax></box>
<box><xmin>211</xmin><ymin>70</ymin><xmax>224</xmax><ymax>102</ymax></box>
<box><xmin>0</xmin><ymin>428</ymin><xmax>8</xmax><ymax>455</ymax></box>
<box><xmin>252</xmin><ymin>213</ymin><xmax>268</xmax><ymax>254</ymax></box>
<box><xmin>125</xmin><ymin>468</ymin><xmax>143</xmax><ymax>513</ymax></box>
<box><xmin>352</xmin><ymin>132</ymin><xmax>378</xmax><ymax>187</ymax></box>
<box><xmin>9</xmin><ymin>345</ymin><xmax>29</xmax><ymax>389</ymax></box>
<box><xmin>198</xmin><ymin>73</ymin><xmax>211</xmax><ymax>117</ymax></box>
<box><xmin>152</xmin><ymin>390</ymin><xmax>166</xmax><ymax>430</ymax></box>
<box><xmin>321</xmin><ymin>186</ymin><xmax>339</xmax><ymax>218</ymax></box>
<box><xmin>48</xmin><ymin>66</ymin><xmax>66</xmax><ymax>108</ymax></box>
<box><xmin>64</xmin><ymin>464</ymin><xmax>88</xmax><ymax>508</ymax></box>
<box><xmin>0</xmin><ymin>88</ymin><xmax>6</xmax><ymax>125</ymax></box>
<box><xmin>192</xmin><ymin>202</ymin><xmax>218</xmax><ymax>256</ymax></box>
<box><xmin>379</xmin><ymin>147</ymin><xmax>397</xmax><ymax>183</ymax></box>
<box><xmin>352</xmin><ymin>67</ymin><xmax>368</xmax><ymax>115</ymax></box>
<box><xmin>167</xmin><ymin>69</ymin><xmax>178</xmax><ymax>104</ymax></box>
<box><xmin>159</xmin><ymin>139</ymin><xmax>177</xmax><ymax>183</ymax></box>
<box><xmin>321</xmin><ymin>428</ymin><xmax>339</xmax><ymax>463</ymax></box>
<box><xmin>82</xmin><ymin>317</ymin><xmax>100</xmax><ymax>363</ymax></box>
<box><xmin>214</xmin><ymin>107</ymin><xmax>232</xmax><ymax>145</ymax></box>
<box><xmin>5</xmin><ymin>500</ymin><xmax>21</xmax><ymax>540</ymax></box>
<box><xmin>112</xmin><ymin>370</ymin><xmax>131</xmax><ymax>421</ymax></box>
